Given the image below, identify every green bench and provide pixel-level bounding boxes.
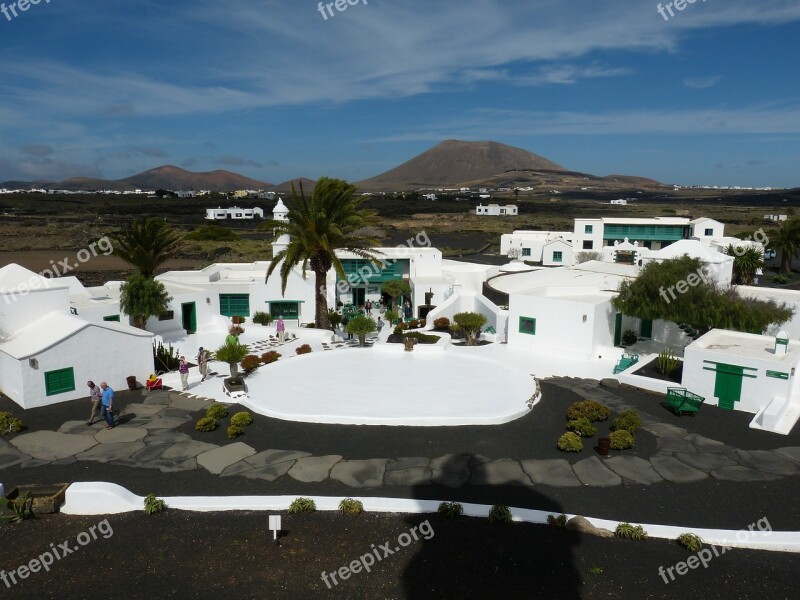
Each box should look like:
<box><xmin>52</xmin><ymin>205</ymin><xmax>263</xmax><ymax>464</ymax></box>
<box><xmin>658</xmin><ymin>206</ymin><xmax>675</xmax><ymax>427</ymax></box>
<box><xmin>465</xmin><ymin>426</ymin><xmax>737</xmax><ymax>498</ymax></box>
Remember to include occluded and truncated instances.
<box><xmin>666</xmin><ymin>387</ymin><xmax>705</xmax><ymax>415</ymax></box>
<box><xmin>612</xmin><ymin>353</ymin><xmax>639</xmax><ymax>374</ymax></box>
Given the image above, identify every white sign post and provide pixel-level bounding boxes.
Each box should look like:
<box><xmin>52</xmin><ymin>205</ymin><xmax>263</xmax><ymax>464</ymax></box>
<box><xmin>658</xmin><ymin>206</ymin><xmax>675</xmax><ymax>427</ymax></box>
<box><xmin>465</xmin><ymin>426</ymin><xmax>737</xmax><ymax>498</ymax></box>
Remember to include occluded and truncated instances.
<box><xmin>269</xmin><ymin>515</ymin><xmax>282</xmax><ymax>541</ymax></box>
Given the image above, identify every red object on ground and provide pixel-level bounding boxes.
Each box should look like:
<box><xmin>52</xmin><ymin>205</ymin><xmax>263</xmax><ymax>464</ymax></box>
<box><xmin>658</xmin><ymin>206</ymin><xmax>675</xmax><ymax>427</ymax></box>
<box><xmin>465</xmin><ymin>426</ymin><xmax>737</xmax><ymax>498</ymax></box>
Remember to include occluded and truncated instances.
<box><xmin>146</xmin><ymin>378</ymin><xmax>163</xmax><ymax>390</ymax></box>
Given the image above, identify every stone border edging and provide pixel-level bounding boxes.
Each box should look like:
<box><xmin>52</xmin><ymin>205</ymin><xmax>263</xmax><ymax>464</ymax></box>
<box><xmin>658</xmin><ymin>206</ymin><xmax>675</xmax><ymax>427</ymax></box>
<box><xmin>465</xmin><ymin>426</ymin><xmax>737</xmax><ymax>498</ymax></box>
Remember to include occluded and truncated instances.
<box><xmin>60</xmin><ymin>482</ymin><xmax>800</xmax><ymax>553</ymax></box>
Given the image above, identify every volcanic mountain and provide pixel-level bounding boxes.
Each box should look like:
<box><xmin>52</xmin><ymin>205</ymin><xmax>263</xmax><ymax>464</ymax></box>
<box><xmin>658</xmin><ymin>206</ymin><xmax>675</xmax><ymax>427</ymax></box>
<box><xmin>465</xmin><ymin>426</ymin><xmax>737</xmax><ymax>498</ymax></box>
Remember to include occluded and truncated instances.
<box><xmin>122</xmin><ymin>165</ymin><xmax>270</xmax><ymax>191</ymax></box>
<box><xmin>356</xmin><ymin>139</ymin><xmax>568</xmax><ymax>191</ymax></box>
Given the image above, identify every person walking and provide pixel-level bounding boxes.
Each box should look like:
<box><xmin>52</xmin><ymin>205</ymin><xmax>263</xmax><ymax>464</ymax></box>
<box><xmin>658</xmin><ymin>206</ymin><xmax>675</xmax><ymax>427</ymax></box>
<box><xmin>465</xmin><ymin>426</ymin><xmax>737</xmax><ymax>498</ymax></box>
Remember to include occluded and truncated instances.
<box><xmin>99</xmin><ymin>382</ymin><xmax>115</xmax><ymax>429</ymax></box>
<box><xmin>197</xmin><ymin>347</ymin><xmax>209</xmax><ymax>382</ymax></box>
<box><xmin>179</xmin><ymin>356</ymin><xmax>189</xmax><ymax>391</ymax></box>
<box><xmin>365</xmin><ymin>299</ymin><xmax>372</xmax><ymax>315</ymax></box>
<box><xmin>377</xmin><ymin>316</ymin><xmax>384</xmax><ymax>331</ymax></box>
<box><xmin>86</xmin><ymin>381</ymin><xmax>102</xmax><ymax>425</ymax></box>
<box><xmin>342</xmin><ymin>314</ymin><xmax>351</xmax><ymax>340</ymax></box>
<box><xmin>276</xmin><ymin>316</ymin><xmax>285</xmax><ymax>342</ymax></box>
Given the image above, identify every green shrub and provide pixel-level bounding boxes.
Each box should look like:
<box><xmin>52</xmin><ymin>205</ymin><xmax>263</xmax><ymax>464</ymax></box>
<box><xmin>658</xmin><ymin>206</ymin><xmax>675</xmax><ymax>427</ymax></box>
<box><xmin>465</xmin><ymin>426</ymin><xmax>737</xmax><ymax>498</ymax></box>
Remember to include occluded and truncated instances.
<box><xmin>195</xmin><ymin>416</ymin><xmax>218</xmax><ymax>432</ymax></box>
<box><xmin>241</xmin><ymin>354</ymin><xmax>261</xmax><ymax>374</ymax></box>
<box><xmin>453</xmin><ymin>311</ymin><xmax>488</xmax><ymax>346</ymax></box>
<box><xmin>615</xmin><ymin>522</ymin><xmax>647</xmax><ymax>540</ymax></box>
<box><xmin>288</xmin><ymin>497</ymin><xmax>316</xmax><ymax>514</ymax></box>
<box><xmin>566</xmin><ymin>417</ymin><xmax>597</xmax><ymax>437</ymax></box>
<box><xmin>433</xmin><ymin>317</ymin><xmax>450</xmax><ymax>330</ymax></box>
<box><xmin>773</xmin><ymin>274</ymin><xmax>790</xmax><ymax>285</ymax></box>
<box><xmin>657</xmin><ymin>348</ymin><xmax>679</xmax><ymax>376</ymax></box>
<box><xmin>393</xmin><ymin>325</ymin><xmax>403</xmax><ymax>336</ymax></box>
<box><xmin>0</xmin><ymin>492</ymin><xmax>33</xmax><ymax>522</ymax></box>
<box><xmin>295</xmin><ymin>344</ymin><xmax>312</xmax><ymax>355</ymax></box>
<box><xmin>622</xmin><ymin>329</ymin><xmax>638</xmax><ymax>345</ymax></box>
<box><xmin>566</xmin><ymin>400</ymin><xmax>610</xmax><ymax>422</ymax></box>
<box><xmin>488</xmin><ymin>504</ymin><xmax>513</xmax><ymax>525</ymax></box>
<box><xmin>609</xmin><ymin>429</ymin><xmax>635</xmax><ymax>450</ymax></box>
<box><xmin>557</xmin><ymin>432</ymin><xmax>584</xmax><ymax>452</ymax></box>
<box><xmin>437</xmin><ymin>502</ymin><xmax>464</xmax><ymax>519</ymax></box>
<box><xmin>144</xmin><ymin>494</ymin><xmax>166</xmax><ymax>515</ymax></box>
<box><xmin>205</xmin><ymin>403</ymin><xmax>228</xmax><ymax>420</ymax></box>
<box><xmin>230</xmin><ymin>411</ymin><xmax>253</xmax><ymax>427</ymax></box>
<box><xmin>547</xmin><ymin>514</ymin><xmax>568</xmax><ymax>528</ymax></box>
<box><xmin>403</xmin><ymin>332</ymin><xmax>440</xmax><ymax>344</ymax></box>
<box><xmin>0</xmin><ymin>411</ymin><xmax>23</xmax><ymax>435</ymax></box>
<box><xmin>338</xmin><ymin>498</ymin><xmax>364</xmax><ymax>516</ymax></box>
<box><xmin>327</xmin><ymin>309</ymin><xmax>343</xmax><ymax>328</ymax></box>
<box><xmin>226</xmin><ymin>425</ymin><xmax>244</xmax><ymax>439</ymax></box>
<box><xmin>252</xmin><ymin>311</ymin><xmax>274</xmax><ymax>325</ymax></box>
<box><xmin>184</xmin><ymin>224</ymin><xmax>239</xmax><ymax>241</ymax></box>
<box><xmin>612</xmin><ymin>410</ymin><xmax>641</xmax><ymax>433</ymax></box>
<box><xmin>677</xmin><ymin>533</ymin><xmax>704</xmax><ymax>552</ymax></box>
<box><xmin>260</xmin><ymin>350</ymin><xmax>281</xmax><ymax>364</ymax></box>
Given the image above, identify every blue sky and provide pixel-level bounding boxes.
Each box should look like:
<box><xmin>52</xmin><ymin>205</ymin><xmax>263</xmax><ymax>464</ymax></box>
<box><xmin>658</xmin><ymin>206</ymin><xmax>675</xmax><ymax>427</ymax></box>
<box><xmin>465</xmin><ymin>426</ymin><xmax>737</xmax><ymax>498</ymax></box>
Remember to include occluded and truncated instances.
<box><xmin>1</xmin><ymin>0</ymin><xmax>799</xmax><ymax>187</ymax></box>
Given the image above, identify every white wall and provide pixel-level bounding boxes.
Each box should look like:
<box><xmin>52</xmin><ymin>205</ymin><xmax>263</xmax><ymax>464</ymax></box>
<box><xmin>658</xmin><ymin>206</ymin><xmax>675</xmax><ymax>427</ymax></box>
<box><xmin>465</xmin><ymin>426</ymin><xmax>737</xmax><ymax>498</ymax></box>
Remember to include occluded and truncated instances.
<box><xmin>0</xmin><ymin>287</ymin><xmax>70</xmax><ymax>337</ymax></box>
<box><xmin>572</xmin><ymin>219</ymin><xmax>604</xmax><ymax>253</ymax></box>
<box><xmin>542</xmin><ymin>241</ymin><xmax>574</xmax><ymax>267</ymax></box>
<box><xmin>8</xmin><ymin>324</ymin><xmax>154</xmax><ymax>409</ymax></box>
<box><xmin>424</xmin><ymin>292</ymin><xmax>505</xmax><ymax>340</ymax></box>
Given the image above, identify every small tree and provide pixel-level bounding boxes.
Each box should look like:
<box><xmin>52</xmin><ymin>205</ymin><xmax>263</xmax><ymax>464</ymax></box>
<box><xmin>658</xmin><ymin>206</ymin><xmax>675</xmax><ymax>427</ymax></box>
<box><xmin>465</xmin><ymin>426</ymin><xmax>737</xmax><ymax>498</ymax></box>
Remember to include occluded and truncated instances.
<box><xmin>507</xmin><ymin>247</ymin><xmax>521</xmax><ymax>260</ymax></box>
<box><xmin>214</xmin><ymin>339</ymin><xmax>250</xmax><ymax>378</ymax></box>
<box><xmin>119</xmin><ymin>274</ymin><xmax>172</xmax><ymax>329</ymax></box>
<box><xmin>453</xmin><ymin>312</ymin><xmax>487</xmax><ymax>346</ymax></box>
<box><xmin>327</xmin><ymin>309</ymin><xmax>343</xmax><ymax>331</ymax></box>
<box><xmin>381</xmin><ymin>280</ymin><xmax>411</xmax><ymax>310</ymax></box>
<box><xmin>725</xmin><ymin>244</ymin><xmax>764</xmax><ymax>286</ymax></box>
<box><xmin>346</xmin><ymin>315</ymin><xmax>377</xmax><ymax>347</ymax></box>
<box><xmin>575</xmin><ymin>251</ymin><xmax>602</xmax><ymax>264</ymax></box>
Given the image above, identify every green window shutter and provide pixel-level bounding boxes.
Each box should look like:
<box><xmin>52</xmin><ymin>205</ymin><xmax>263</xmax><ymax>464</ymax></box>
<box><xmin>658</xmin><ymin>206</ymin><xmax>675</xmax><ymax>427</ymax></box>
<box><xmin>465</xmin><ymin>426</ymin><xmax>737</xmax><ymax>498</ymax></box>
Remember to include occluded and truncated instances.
<box><xmin>103</xmin><ymin>315</ymin><xmax>120</xmax><ymax>322</ymax></box>
<box><xmin>45</xmin><ymin>367</ymin><xmax>76</xmax><ymax>396</ymax></box>
<box><xmin>585</xmin><ymin>225</ymin><xmax>593</xmax><ymax>233</ymax></box>
<box><xmin>519</xmin><ymin>317</ymin><xmax>536</xmax><ymax>335</ymax></box>
<box><xmin>522</xmin><ymin>248</ymin><xmax>531</xmax><ymax>257</ymax></box>
<box><xmin>553</xmin><ymin>251</ymin><xmax>562</xmax><ymax>263</ymax></box>
<box><xmin>219</xmin><ymin>294</ymin><xmax>250</xmax><ymax>317</ymax></box>
<box><xmin>270</xmin><ymin>301</ymin><xmax>300</xmax><ymax>318</ymax></box>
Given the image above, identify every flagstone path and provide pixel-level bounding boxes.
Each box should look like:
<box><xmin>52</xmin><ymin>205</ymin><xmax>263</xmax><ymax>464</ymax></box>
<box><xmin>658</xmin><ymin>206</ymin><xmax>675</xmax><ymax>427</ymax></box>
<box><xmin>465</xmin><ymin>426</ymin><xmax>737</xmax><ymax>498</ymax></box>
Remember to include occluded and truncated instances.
<box><xmin>2</xmin><ymin>379</ymin><xmax>799</xmax><ymax>489</ymax></box>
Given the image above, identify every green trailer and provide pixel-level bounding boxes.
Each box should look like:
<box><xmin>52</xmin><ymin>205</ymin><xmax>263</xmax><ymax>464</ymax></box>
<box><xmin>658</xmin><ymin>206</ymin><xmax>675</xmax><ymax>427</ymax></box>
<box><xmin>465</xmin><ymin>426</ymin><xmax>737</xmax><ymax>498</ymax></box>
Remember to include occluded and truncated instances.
<box><xmin>666</xmin><ymin>388</ymin><xmax>705</xmax><ymax>416</ymax></box>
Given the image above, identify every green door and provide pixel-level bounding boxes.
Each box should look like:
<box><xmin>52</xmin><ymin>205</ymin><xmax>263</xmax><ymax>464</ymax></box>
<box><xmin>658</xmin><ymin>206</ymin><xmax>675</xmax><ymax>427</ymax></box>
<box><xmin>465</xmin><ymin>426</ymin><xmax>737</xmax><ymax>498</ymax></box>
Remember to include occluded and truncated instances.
<box><xmin>352</xmin><ymin>288</ymin><xmax>365</xmax><ymax>306</ymax></box>
<box><xmin>640</xmin><ymin>318</ymin><xmax>653</xmax><ymax>339</ymax></box>
<box><xmin>181</xmin><ymin>302</ymin><xmax>197</xmax><ymax>333</ymax></box>
<box><xmin>614</xmin><ymin>313</ymin><xmax>623</xmax><ymax>346</ymax></box>
<box><xmin>713</xmin><ymin>364</ymin><xmax>744</xmax><ymax>410</ymax></box>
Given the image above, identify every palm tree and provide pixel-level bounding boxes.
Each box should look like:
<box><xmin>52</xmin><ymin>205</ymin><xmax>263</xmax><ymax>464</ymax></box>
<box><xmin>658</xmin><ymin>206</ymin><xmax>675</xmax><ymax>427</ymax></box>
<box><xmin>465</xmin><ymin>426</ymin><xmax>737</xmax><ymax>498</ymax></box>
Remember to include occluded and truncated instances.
<box><xmin>214</xmin><ymin>339</ymin><xmax>250</xmax><ymax>378</ymax></box>
<box><xmin>261</xmin><ymin>177</ymin><xmax>381</xmax><ymax>329</ymax></box>
<box><xmin>767</xmin><ymin>219</ymin><xmax>800</xmax><ymax>275</ymax></box>
<box><xmin>724</xmin><ymin>245</ymin><xmax>764</xmax><ymax>286</ymax></box>
<box><xmin>111</xmin><ymin>217</ymin><xmax>183</xmax><ymax>278</ymax></box>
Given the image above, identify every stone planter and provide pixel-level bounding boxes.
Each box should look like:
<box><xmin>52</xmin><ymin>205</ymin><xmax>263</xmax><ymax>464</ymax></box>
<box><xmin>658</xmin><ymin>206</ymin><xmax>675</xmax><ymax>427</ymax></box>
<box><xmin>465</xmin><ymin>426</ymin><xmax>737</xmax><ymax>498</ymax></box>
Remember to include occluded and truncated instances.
<box><xmin>7</xmin><ymin>483</ymin><xmax>69</xmax><ymax>514</ymax></box>
<box><xmin>597</xmin><ymin>438</ymin><xmax>611</xmax><ymax>457</ymax></box>
<box><xmin>404</xmin><ymin>337</ymin><xmax>416</xmax><ymax>352</ymax></box>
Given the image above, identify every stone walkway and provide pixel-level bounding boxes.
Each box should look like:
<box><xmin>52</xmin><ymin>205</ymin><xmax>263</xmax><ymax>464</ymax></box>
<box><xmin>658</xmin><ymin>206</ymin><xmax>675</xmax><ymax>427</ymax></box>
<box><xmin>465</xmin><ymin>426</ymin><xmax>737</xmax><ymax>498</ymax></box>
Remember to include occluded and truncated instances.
<box><xmin>2</xmin><ymin>381</ymin><xmax>800</xmax><ymax>489</ymax></box>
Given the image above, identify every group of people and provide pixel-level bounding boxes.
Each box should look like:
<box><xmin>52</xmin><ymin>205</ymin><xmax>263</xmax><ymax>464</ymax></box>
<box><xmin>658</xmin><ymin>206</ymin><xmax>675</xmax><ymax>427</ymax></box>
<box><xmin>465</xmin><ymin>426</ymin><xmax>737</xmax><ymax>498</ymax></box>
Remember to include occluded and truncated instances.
<box><xmin>178</xmin><ymin>348</ymin><xmax>211</xmax><ymax>391</ymax></box>
<box><xmin>86</xmin><ymin>381</ymin><xmax>116</xmax><ymax>429</ymax></box>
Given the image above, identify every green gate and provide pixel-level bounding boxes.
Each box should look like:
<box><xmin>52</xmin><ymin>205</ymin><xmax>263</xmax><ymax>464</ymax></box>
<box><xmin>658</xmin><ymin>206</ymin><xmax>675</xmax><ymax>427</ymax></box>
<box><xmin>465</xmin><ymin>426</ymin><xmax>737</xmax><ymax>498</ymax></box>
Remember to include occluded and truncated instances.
<box><xmin>640</xmin><ymin>318</ymin><xmax>653</xmax><ymax>339</ymax></box>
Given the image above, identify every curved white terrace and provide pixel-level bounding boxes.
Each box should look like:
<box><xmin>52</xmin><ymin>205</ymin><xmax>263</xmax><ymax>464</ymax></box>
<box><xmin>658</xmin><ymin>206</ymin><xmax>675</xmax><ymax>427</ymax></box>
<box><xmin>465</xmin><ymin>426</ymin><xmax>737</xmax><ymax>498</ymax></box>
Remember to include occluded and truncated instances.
<box><xmin>238</xmin><ymin>348</ymin><xmax>535</xmax><ymax>426</ymax></box>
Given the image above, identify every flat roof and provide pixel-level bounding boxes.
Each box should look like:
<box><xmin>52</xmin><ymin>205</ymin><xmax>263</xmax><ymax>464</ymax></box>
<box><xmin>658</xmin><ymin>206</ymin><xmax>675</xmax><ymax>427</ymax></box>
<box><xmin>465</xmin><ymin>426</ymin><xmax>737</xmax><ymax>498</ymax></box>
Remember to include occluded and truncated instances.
<box><xmin>689</xmin><ymin>329</ymin><xmax>800</xmax><ymax>364</ymax></box>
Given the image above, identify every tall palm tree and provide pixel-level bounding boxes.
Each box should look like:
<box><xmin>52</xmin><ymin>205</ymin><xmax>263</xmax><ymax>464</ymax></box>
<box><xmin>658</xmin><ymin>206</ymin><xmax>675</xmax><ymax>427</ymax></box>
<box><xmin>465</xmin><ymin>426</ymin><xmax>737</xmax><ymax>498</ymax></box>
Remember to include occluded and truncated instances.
<box><xmin>767</xmin><ymin>219</ymin><xmax>800</xmax><ymax>275</ymax></box>
<box><xmin>262</xmin><ymin>177</ymin><xmax>381</xmax><ymax>329</ymax></box>
<box><xmin>111</xmin><ymin>217</ymin><xmax>183</xmax><ymax>278</ymax></box>
<box><xmin>724</xmin><ymin>245</ymin><xmax>764</xmax><ymax>286</ymax></box>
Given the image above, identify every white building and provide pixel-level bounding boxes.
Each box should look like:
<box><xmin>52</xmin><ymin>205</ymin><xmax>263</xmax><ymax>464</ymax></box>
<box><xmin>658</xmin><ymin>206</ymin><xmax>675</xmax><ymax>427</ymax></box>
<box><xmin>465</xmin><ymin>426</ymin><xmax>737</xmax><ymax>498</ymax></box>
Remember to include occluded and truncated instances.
<box><xmin>176</xmin><ymin>190</ymin><xmax>196</xmax><ymax>198</ymax></box>
<box><xmin>422</xmin><ymin>194</ymin><xmax>437</xmax><ymax>201</ymax></box>
<box><xmin>476</xmin><ymin>204</ymin><xmax>518</xmax><ymax>216</ymax></box>
<box><xmin>258</xmin><ymin>191</ymin><xmax>277</xmax><ymax>200</ymax></box>
<box><xmin>204</xmin><ymin>206</ymin><xmax>265</xmax><ymax>220</ymax></box>
<box><xmin>764</xmin><ymin>214</ymin><xmax>787</xmax><ymax>222</ymax></box>
<box><xmin>609</xmin><ymin>199</ymin><xmax>627</xmax><ymax>205</ymax></box>
<box><xmin>0</xmin><ymin>264</ymin><xmax>153</xmax><ymax>408</ymax></box>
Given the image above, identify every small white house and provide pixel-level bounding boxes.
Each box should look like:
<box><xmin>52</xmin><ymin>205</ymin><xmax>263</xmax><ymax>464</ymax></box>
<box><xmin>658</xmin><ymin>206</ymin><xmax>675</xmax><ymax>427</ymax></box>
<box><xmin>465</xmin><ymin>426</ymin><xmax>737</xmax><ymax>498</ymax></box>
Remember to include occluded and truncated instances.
<box><xmin>422</xmin><ymin>194</ymin><xmax>437</xmax><ymax>201</ymax></box>
<box><xmin>0</xmin><ymin>264</ymin><xmax>154</xmax><ymax>409</ymax></box>
<box><xmin>205</xmin><ymin>207</ymin><xmax>264</xmax><ymax>220</ymax></box>
<box><xmin>176</xmin><ymin>190</ymin><xmax>196</xmax><ymax>198</ymax></box>
<box><xmin>682</xmin><ymin>329</ymin><xmax>800</xmax><ymax>434</ymax></box>
<box><xmin>476</xmin><ymin>204</ymin><xmax>518</xmax><ymax>216</ymax></box>
<box><xmin>610</xmin><ymin>199</ymin><xmax>627</xmax><ymax>205</ymax></box>
<box><xmin>258</xmin><ymin>191</ymin><xmax>277</xmax><ymax>200</ymax></box>
<box><xmin>764</xmin><ymin>214</ymin><xmax>787</xmax><ymax>222</ymax></box>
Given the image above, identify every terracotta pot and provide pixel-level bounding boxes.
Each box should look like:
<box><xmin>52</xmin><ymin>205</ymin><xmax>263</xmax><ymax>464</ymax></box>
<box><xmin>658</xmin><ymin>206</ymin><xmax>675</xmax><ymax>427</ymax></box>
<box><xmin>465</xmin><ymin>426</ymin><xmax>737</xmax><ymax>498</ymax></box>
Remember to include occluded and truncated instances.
<box><xmin>598</xmin><ymin>438</ymin><xmax>611</xmax><ymax>456</ymax></box>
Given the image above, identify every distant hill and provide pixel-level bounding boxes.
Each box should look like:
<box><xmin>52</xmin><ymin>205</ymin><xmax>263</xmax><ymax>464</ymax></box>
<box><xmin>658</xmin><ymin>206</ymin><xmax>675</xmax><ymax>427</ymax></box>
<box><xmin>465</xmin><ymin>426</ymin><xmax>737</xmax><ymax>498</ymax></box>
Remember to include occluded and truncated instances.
<box><xmin>357</xmin><ymin>139</ymin><xmax>567</xmax><ymax>191</ymax></box>
<box><xmin>274</xmin><ymin>177</ymin><xmax>317</xmax><ymax>192</ymax></box>
<box><xmin>2</xmin><ymin>166</ymin><xmax>271</xmax><ymax>192</ymax></box>
<box><xmin>123</xmin><ymin>165</ymin><xmax>270</xmax><ymax>191</ymax></box>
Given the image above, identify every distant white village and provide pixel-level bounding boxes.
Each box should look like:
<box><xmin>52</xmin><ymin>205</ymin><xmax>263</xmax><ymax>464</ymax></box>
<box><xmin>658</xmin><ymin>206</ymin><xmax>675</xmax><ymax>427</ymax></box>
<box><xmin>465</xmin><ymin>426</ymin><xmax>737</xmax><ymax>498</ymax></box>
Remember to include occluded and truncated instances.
<box><xmin>2</xmin><ymin>198</ymin><xmax>800</xmax><ymax>435</ymax></box>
